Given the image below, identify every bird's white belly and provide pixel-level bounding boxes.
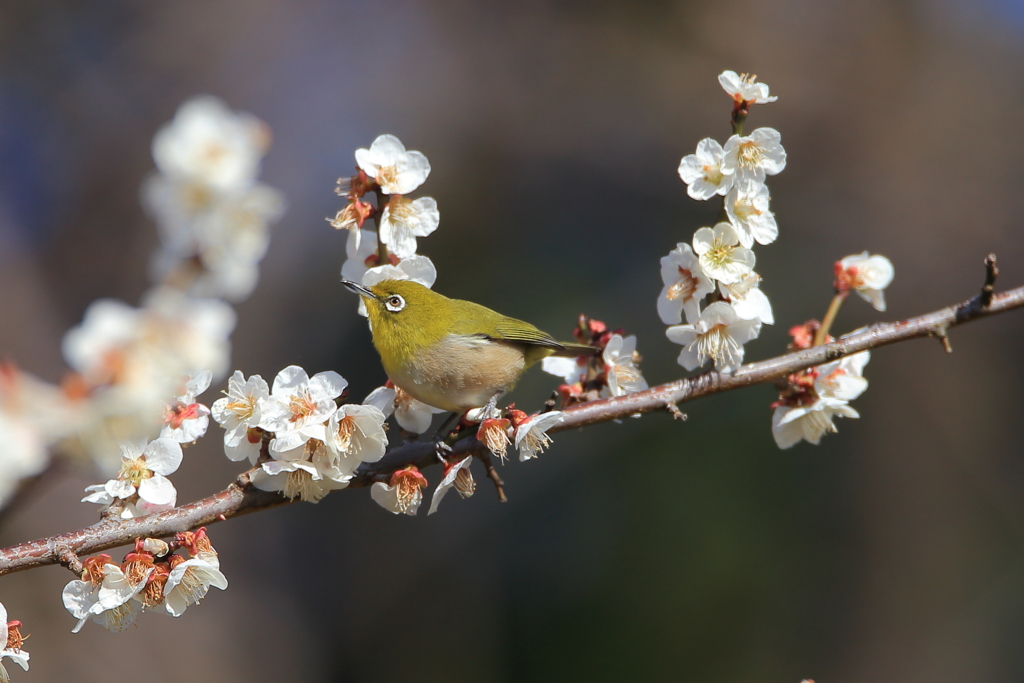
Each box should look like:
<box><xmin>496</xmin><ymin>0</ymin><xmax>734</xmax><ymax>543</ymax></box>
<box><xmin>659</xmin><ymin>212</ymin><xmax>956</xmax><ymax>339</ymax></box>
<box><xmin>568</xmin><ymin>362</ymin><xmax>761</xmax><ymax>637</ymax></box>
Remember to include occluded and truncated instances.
<box><xmin>387</xmin><ymin>335</ymin><xmax>526</xmax><ymax>413</ymax></box>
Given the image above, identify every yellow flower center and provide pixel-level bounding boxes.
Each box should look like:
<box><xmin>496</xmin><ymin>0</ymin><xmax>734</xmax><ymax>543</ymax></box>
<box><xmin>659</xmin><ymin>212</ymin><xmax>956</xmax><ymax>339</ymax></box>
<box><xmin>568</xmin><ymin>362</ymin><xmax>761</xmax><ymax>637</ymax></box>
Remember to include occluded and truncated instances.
<box><xmin>702</xmin><ymin>163</ymin><xmax>723</xmax><ymax>184</ymax></box>
<box><xmin>287</xmin><ymin>391</ymin><xmax>318</xmax><ymax>423</ymax></box>
<box><xmin>695</xmin><ymin>324</ymin><xmax>742</xmax><ymax>368</ymax></box>
<box><xmin>333</xmin><ymin>415</ymin><xmax>357</xmax><ymax>455</ymax></box>
<box><xmin>376</xmin><ymin>165</ymin><xmax>399</xmax><ymax>190</ymax></box>
<box><xmin>667</xmin><ymin>268</ymin><xmax>698</xmax><ymax>302</ymax></box>
<box><xmin>737</xmin><ymin>140</ymin><xmax>765</xmax><ymax>170</ymax></box>
<box><xmin>119</xmin><ymin>457</ymin><xmax>152</xmax><ymax>486</ymax></box>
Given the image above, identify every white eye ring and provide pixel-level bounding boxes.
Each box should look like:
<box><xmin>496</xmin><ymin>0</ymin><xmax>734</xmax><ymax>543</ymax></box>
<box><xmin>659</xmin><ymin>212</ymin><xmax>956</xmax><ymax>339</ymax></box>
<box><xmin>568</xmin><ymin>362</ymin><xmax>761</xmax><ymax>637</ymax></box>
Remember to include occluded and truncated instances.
<box><xmin>384</xmin><ymin>294</ymin><xmax>406</xmax><ymax>312</ymax></box>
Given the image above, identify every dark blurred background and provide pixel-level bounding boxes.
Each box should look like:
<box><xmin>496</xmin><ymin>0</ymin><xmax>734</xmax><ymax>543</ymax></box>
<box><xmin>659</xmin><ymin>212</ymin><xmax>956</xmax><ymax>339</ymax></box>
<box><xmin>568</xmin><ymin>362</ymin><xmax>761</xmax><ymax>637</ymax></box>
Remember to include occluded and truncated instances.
<box><xmin>2</xmin><ymin>0</ymin><xmax>1024</xmax><ymax>681</ymax></box>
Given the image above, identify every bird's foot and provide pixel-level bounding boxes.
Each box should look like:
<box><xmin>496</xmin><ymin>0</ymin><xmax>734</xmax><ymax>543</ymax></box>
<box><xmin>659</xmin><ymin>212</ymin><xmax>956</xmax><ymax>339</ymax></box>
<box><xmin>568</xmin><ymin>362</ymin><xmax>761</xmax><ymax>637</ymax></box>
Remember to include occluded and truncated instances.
<box><xmin>434</xmin><ymin>439</ymin><xmax>453</xmax><ymax>464</ymax></box>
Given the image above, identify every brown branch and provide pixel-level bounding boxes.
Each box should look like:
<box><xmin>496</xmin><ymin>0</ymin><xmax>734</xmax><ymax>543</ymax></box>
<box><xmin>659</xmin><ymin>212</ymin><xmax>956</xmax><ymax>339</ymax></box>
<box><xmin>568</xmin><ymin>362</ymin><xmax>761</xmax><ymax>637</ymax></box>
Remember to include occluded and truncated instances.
<box><xmin>2</xmin><ymin>282</ymin><xmax>1023</xmax><ymax>577</ymax></box>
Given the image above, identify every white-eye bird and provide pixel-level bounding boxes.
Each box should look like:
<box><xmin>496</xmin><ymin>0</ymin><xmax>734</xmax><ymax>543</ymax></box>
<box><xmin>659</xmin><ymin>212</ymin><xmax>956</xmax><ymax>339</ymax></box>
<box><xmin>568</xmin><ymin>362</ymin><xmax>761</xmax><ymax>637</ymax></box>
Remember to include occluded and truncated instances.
<box><xmin>341</xmin><ymin>279</ymin><xmax>596</xmax><ymax>414</ymax></box>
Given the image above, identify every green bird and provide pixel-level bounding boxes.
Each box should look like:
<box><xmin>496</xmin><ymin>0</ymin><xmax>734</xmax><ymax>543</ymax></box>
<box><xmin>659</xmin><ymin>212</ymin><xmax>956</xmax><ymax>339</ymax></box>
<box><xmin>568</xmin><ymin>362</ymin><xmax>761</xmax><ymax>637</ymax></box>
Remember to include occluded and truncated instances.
<box><xmin>341</xmin><ymin>279</ymin><xmax>596</xmax><ymax>414</ymax></box>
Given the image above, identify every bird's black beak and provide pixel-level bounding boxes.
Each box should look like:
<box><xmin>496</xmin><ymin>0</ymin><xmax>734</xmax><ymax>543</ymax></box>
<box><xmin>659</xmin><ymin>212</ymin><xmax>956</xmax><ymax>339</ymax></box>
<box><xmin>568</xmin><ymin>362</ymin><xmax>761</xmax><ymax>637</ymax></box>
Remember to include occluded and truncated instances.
<box><xmin>340</xmin><ymin>279</ymin><xmax>378</xmax><ymax>300</ymax></box>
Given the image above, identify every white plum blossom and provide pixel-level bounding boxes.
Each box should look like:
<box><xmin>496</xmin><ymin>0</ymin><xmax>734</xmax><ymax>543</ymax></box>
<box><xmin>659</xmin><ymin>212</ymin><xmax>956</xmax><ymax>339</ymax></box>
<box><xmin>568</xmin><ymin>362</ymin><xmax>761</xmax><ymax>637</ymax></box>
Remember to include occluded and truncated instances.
<box><xmin>371</xmin><ymin>467</ymin><xmax>428</xmax><ymax>516</ymax></box>
<box><xmin>725</xmin><ymin>182</ymin><xmax>778</xmax><ymax>248</ymax></box>
<box><xmin>62</xmin><ymin>559</ymin><xmax>151</xmax><ymax>633</ymax></box>
<box><xmin>427</xmin><ymin>456</ymin><xmax>475</xmax><ymax>515</ymax></box>
<box><xmin>677</xmin><ymin>138</ymin><xmax>734</xmax><ymax>200</ymax></box>
<box><xmin>815</xmin><ymin>351</ymin><xmax>870</xmax><ymax>402</ymax></box>
<box><xmin>658</xmin><ymin>243</ymin><xmax>714</xmax><ymax>325</ymax></box>
<box><xmin>257</xmin><ymin>366</ymin><xmax>347</xmax><ymax>452</ymax></box>
<box><xmin>540</xmin><ymin>355</ymin><xmax>588</xmax><ymax>384</ymax></box>
<box><xmin>340</xmin><ymin>228</ymin><xmax>382</xmax><ymax>284</ymax></box>
<box><xmin>355</xmin><ymin>134</ymin><xmax>431</xmax><ymax>195</ymax></box>
<box><xmin>364</xmin><ymin>385</ymin><xmax>444</xmax><ymax>434</ymax></box>
<box><xmin>718</xmin><ymin>71</ymin><xmax>778</xmax><ymax>105</ymax></box>
<box><xmin>378</xmin><ymin>196</ymin><xmax>439</xmax><ymax>258</ymax></box>
<box><xmin>838</xmin><ymin>252</ymin><xmax>894</xmax><ymax>312</ymax></box>
<box><xmin>514</xmin><ymin>411</ymin><xmax>564</xmax><ymax>461</ymax></box>
<box><xmin>0</xmin><ymin>603</ymin><xmax>29</xmax><ymax>682</ymax></box>
<box><xmin>719</xmin><ymin>274</ymin><xmax>774</xmax><ymax>325</ymax></box>
<box><xmin>693</xmin><ymin>223</ymin><xmax>755</xmax><ymax>285</ymax></box>
<box><xmin>212</xmin><ymin>370</ymin><xmax>270</xmax><ymax>464</ymax></box>
<box><xmin>252</xmin><ymin>436</ymin><xmax>351</xmax><ymax>503</ymax></box>
<box><xmin>721</xmin><ymin>128</ymin><xmax>786</xmax><ymax>187</ymax></box>
<box><xmin>357</xmin><ymin>254</ymin><xmax>438</xmax><ymax>318</ymax></box>
<box><xmin>772</xmin><ymin>397</ymin><xmax>859</xmax><ymax>449</ymax></box>
<box><xmin>601</xmin><ymin>335</ymin><xmax>648</xmax><ymax>397</ymax></box>
<box><xmin>163</xmin><ymin>554</ymin><xmax>228</xmax><ymax>617</ymax></box>
<box><xmin>666</xmin><ymin>301</ymin><xmax>761</xmax><ymax>373</ymax></box>
<box><xmin>151</xmin><ymin>95</ymin><xmax>268</xmax><ymax>191</ymax></box>
<box><xmin>325</xmin><ymin>404</ymin><xmax>389</xmax><ymax>475</ymax></box>
<box><xmin>160</xmin><ymin>370</ymin><xmax>212</xmax><ymax>443</ymax></box>
<box><xmin>82</xmin><ymin>438</ymin><xmax>183</xmax><ymax>517</ymax></box>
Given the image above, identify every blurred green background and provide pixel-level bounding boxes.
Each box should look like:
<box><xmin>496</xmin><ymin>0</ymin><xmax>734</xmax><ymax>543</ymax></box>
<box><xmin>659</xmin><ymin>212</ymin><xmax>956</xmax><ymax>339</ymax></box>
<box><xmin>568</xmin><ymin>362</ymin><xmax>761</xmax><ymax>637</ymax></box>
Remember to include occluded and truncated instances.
<box><xmin>2</xmin><ymin>1</ymin><xmax>1024</xmax><ymax>681</ymax></box>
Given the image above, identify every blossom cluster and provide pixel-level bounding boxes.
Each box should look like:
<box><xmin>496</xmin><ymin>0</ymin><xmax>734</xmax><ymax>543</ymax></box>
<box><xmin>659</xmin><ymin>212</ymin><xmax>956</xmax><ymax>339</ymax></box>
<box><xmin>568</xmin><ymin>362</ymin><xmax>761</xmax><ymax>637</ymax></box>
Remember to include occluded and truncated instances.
<box><xmin>211</xmin><ymin>366</ymin><xmax>388</xmax><ymax>503</ymax></box>
<box><xmin>541</xmin><ymin>317</ymin><xmax>648</xmax><ymax>402</ymax></box>
<box><xmin>770</xmin><ymin>252</ymin><xmax>893</xmax><ymax>448</ymax></box>
<box><xmin>663</xmin><ymin>71</ymin><xmax>782</xmax><ymax>372</ymax></box>
<box><xmin>333</xmin><ymin>134</ymin><xmax>438</xmax><ymax>317</ymax></box>
<box><xmin>0</xmin><ymin>97</ymin><xmax>284</xmax><ymax>500</ymax></box>
<box><xmin>62</xmin><ymin>530</ymin><xmax>226</xmax><ymax>633</ymax></box>
<box><xmin>144</xmin><ymin>96</ymin><xmax>285</xmax><ymax>302</ymax></box>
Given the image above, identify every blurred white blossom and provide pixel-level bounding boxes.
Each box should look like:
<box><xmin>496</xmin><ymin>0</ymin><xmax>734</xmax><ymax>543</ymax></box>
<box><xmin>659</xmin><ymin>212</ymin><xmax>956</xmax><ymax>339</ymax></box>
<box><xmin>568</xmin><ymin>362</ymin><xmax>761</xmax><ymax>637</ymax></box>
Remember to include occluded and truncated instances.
<box><xmin>152</xmin><ymin>95</ymin><xmax>268</xmax><ymax>191</ymax></box>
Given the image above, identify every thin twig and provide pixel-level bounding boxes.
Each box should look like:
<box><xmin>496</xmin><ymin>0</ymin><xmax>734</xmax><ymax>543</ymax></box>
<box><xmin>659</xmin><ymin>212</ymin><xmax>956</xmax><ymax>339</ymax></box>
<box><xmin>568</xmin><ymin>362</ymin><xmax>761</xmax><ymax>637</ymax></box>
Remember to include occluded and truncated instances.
<box><xmin>1</xmin><ymin>281</ymin><xmax>1022</xmax><ymax>576</ymax></box>
<box><xmin>475</xmin><ymin>451</ymin><xmax>508</xmax><ymax>504</ymax></box>
<box><xmin>982</xmin><ymin>254</ymin><xmax>998</xmax><ymax>307</ymax></box>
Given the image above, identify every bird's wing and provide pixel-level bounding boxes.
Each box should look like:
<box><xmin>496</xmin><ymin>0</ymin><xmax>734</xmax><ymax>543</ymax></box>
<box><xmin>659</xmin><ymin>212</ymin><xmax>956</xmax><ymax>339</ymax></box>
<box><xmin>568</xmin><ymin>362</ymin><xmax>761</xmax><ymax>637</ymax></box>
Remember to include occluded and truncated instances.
<box><xmin>490</xmin><ymin>319</ymin><xmax>565</xmax><ymax>350</ymax></box>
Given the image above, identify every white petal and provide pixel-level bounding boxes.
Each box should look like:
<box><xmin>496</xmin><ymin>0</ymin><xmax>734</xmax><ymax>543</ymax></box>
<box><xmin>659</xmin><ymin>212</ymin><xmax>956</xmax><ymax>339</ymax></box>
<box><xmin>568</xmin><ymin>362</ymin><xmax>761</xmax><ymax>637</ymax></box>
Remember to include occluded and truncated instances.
<box><xmin>143</xmin><ymin>438</ymin><xmax>183</xmax><ymax>475</ymax></box>
<box><xmin>138</xmin><ymin>474</ymin><xmax>177</xmax><ymax>506</ymax></box>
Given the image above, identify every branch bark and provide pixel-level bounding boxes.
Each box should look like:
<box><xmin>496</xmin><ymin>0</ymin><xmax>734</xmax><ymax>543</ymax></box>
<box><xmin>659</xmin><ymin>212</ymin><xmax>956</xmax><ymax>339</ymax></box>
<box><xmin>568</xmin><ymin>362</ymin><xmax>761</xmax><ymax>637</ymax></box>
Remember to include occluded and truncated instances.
<box><xmin>2</xmin><ymin>282</ymin><xmax>1021</xmax><ymax>577</ymax></box>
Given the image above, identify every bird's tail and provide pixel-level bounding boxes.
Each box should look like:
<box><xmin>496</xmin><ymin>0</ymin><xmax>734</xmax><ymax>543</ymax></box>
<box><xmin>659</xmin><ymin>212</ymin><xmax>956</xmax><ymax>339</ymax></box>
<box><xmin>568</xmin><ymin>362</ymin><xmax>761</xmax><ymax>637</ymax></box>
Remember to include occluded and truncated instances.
<box><xmin>550</xmin><ymin>342</ymin><xmax>601</xmax><ymax>358</ymax></box>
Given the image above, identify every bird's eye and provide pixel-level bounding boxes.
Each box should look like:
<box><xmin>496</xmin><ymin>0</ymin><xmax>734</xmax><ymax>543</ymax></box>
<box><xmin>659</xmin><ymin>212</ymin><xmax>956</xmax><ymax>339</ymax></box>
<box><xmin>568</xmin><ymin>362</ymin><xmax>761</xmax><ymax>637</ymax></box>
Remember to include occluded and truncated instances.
<box><xmin>385</xmin><ymin>294</ymin><xmax>405</xmax><ymax>312</ymax></box>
